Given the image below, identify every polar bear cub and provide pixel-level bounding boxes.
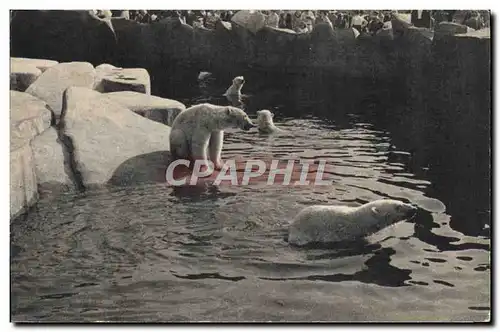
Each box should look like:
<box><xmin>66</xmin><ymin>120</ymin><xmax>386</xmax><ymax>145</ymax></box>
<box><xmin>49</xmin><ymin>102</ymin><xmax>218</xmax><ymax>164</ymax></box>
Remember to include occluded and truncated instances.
<box><xmin>224</xmin><ymin>76</ymin><xmax>245</xmax><ymax>97</ymax></box>
<box><xmin>169</xmin><ymin>103</ymin><xmax>254</xmax><ymax>170</ymax></box>
<box><xmin>288</xmin><ymin>199</ymin><xmax>417</xmax><ymax>246</ymax></box>
<box><xmin>256</xmin><ymin>110</ymin><xmax>283</xmax><ymax>134</ymax></box>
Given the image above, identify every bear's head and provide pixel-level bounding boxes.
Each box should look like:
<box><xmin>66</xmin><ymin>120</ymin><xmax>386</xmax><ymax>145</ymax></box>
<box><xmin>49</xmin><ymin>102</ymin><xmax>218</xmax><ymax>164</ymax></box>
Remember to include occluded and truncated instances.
<box><xmin>368</xmin><ymin>199</ymin><xmax>418</xmax><ymax>228</ymax></box>
<box><xmin>225</xmin><ymin>107</ymin><xmax>254</xmax><ymax>131</ymax></box>
<box><xmin>257</xmin><ymin>110</ymin><xmax>274</xmax><ymax>120</ymax></box>
<box><xmin>232</xmin><ymin>76</ymin><xmax>245</xmax><ymax>87</ymax></box>
<box><xmin>257</xmin><ymin>109</ymin><xmax>275</xmax><ymax>128</ymax></box>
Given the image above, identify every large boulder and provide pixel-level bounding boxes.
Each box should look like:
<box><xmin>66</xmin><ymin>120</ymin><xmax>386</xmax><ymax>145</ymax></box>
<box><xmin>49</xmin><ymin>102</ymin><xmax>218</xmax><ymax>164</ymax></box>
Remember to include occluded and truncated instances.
<box><xmin>209</xmin><ymin>20</ymin><xmax>248</xmax><ymax>68</ymax></box>
<box><xmin>105</xmin><ymin>91</ymin><xmax>185</xmax><ymax>126</ymax></box>
<box><xmin>111</xmin><ymin>19</ymin><xmax>149</xmax><ymax>67</ymax></box>
<box><xmin>310</xmin><ymin>23</ymin><xmax>337</xmax><ymax>65</ymax></box>
<box><xmin>456</xmin><ymin>28</ymin><xmax>491</xmax><ymax>39</ymax></box>
<box><xmin>10</xmin><ymin>91</ymin><xmax>53</xmax><ymax>145</ymax></box>
<box><xmin>309</xmin><ymin>25</ymin><xmax>363</xmax><ymax>73</ymax></box>
<box><xmin>192</xmin><ymin>26</ymin><xmax>216</xmax><ymax>62</ymax></box>
<box><xmin>154</xmin><ymin>19</ymin><xmax>199</xmax><ymax>62</ymax></box>
<box><xmin>391</xmin><ymin>14</ymin><xmax>413</xmax><ymax>37</ymax></box>
<box><xmin>375</xmin><ymin>26</ymin><xmax>394</xmax><ymax>41</ymax></box>
<box><xmin>113</xmin><ymin>18</ymin><xmax>196</xmax><ymax>68</ymax></box>
<box><xmin>254</xmin><ymin>27</ymin><xmax>298</xmax><ymax>67</ymax></box>
<box><xmin>10</xmin><ymin>91</ymin><xmax>59</xmax><ymax>211</ymax></box>
<box><xmin>425</xmin><ymin>29</ymin><xmax>491</xmax><ymax>222</ymax></box>
<box><xmin>94</xmin><ymin>64</ymin><xmax>151</xmax><ymax>94</ymax></box>
<box><xmin>60</xmin><ymin>87</ymin><xmax>171</xmax><ymax>186</ymax></box>
<box><xmin>112</xmin><ymin>18</ymin><xmax>205</xmax><ymax>94</ymax></box>
<box><xmin>10</xmin><ymin>57</ymin><xmax>59</xmax><ymax>72</ymax></box>
<box><xmin>30</xmin><ymin>127</ymin><xmax>74</xmax><ymax>194</ymax></box>
<box><xmin>111</xmin><ymin>10</ymin><xmax>130</xmax><ymax>19</ymax></box>
<box><xmin>10</xmin><ymin>142</ymin><xmax>37</xmax><ymax>219</ymax></box>
<box><xmin>435</xmin><ymin>22</ymin><xmax>472</xmax><ymax>37</ymax></box>
<box><xmin>25</xmin><ymin>62</ymin><xmax>96</xmax><ymax>119</ymax></box>
<box><xmin>231</xmin><ymin>22</ymin><xmax>257</xmax><ymax>64</ymax></box>
<box><xmin>10</xmin><ymin>10</ymin><xmax>116</xmax><ymax>65</ymax></box>
<box><xmin>464</xmin><ymin>17</ymin><xmax>484</xmax><ymax>30</ymax></box>
<box><xmin>10</xmin><ymin>61</ymin><xmax>41</xmax><ymax>92</ymax></box>
<box><xmin>10</xmin><ymin>57</ymin><xmax>59</xmax><ymax>91</ymax></box>
<box><xmin>231</xmin><ymin>10</ymin><xmax>266</xmax><ymax>34</ymax></box>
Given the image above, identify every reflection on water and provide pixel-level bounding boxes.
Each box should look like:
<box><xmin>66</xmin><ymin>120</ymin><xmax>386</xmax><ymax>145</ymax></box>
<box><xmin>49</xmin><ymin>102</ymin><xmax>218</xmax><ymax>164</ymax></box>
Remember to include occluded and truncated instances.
<box><xmin>10</xmin><ymin>70</ymin><xmax>490</xmax><ymax>322</ymax></box>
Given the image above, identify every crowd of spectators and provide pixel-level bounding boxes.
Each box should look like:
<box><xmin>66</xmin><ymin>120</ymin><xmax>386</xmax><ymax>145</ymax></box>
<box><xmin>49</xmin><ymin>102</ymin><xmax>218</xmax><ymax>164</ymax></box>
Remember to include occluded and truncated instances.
<box><xmin>118</xmin><ymin>10</ymin><xmax>394</xmax><ymax>36</ymax></box>
<box><xmin>124</xmin><ymin>10</ymin><xmax>236</xmax><ymax>28</ymax></box>
<box><xmin>94</xmin><ymin>9</ymin><xmax>489</xmax><ymax>35</ymax></box>
<box><xmin>409</xmin><ymin>10</ymin><xmax>488</xmax><ymax>30</ymax></box>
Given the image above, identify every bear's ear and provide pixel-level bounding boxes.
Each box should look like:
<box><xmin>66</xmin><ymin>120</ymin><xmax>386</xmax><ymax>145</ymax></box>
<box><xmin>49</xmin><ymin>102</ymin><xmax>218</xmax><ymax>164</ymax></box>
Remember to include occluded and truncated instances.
<box><xmin>226</xmin><ymin>107</ymin><xmax>232</xmax><ymax>115</ymax></box>
<box><xmin>271</xmin><ymin>112</ymin><xmax>275</xmax><ymax>118</ymax></box>
<box><xmin>371</xmin><ymin>206</ymin><xmax>380</xmax><ymax>217</ymax></box>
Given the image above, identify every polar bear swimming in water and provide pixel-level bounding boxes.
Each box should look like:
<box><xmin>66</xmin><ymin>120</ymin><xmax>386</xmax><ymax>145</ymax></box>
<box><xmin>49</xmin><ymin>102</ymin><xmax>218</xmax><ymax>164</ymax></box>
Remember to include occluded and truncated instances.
<box><xmin>256</xmin><ymin>109</ymin><xmax>283</xmax><ymax>134</ymax></box>
<box><xmin>288</xmin><ymin>199</ymin><xmax>418</xmax><ymax>246</ymax></box>
<box><xmin>169</xmin><ymin>103</ymin><xmax>254</xmax><ymax>170</ymax></box>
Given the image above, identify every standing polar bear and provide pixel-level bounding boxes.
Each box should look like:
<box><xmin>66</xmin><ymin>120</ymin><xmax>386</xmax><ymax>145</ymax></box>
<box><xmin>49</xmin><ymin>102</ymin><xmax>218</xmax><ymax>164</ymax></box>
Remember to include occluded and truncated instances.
<box><xmin>256</xmin><ymin>110</ymin><xmax>283</xmax><ymax>134</ymax></box>
<box><xmin>224</xmin><ymin>76</ymin><xmax>245</xmax><ymax>97</ymax></box>
<box><xmin>288</xmin><ymin>199</ymin><xmax>418</xmax><ymax>246</ymax></box>
<box><xmin>169</xmin><ymin>103</ymin><xmax>254</xmax><ymax>169</ymax></box>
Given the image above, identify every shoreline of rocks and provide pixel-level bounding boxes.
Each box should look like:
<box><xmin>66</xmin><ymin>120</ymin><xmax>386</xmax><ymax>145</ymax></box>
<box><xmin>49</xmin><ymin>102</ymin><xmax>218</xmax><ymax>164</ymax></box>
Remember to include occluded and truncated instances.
<box><xmin>10</xmin><ymin>58</ymin><xmax>186</xmax><ymax>219</ymax></box>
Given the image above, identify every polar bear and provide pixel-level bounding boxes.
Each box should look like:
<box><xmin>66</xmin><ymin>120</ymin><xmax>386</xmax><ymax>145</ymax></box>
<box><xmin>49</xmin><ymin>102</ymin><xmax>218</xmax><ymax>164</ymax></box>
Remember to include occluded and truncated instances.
<box><xmin>169</xmin><ymin>103</ymin><xmax>254</xmax><ymax>169</ymax></box>
<box><xmin>224</xmin><ymin>76</ymin><xmax>245</xmax><ymax>97</ymax></box>
<box><xmin>256</xmin><ymin>110</ymin><xmax>283</xmax><ymax>134</ymax></box>
<box><xmin>288</xmin><ymin>199</ymin><xmax>417</xmax><ymax>246</ymax></box>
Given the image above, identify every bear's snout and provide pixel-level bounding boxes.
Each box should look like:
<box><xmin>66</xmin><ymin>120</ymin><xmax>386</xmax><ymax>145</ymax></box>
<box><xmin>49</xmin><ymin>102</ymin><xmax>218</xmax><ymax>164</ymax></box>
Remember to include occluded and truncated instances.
<box><xmin>242</xmin><ymin>121</ymin><xmax>254</xmax><ymax>131</ymax></box>
<box><xmin>405</xmin><ymin>204</ymin><xmax>418</xmax><ymax>218</ymax></box>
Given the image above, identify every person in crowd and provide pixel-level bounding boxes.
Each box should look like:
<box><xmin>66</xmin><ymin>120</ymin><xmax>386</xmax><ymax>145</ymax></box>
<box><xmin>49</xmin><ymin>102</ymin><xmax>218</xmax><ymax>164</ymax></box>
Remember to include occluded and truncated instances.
<box><xmin>219</xmin><ymin>11</ymin><xmax>228</xmax><ymax>22</ymax></box>
<box><xmin>463</xmin><ymin>11</ymin><xmax>485</xmax><ymax>30</ymax></box>
<box><xmin>292</xmin><ymin>11</ymin><xmax>302</xmax><ymax>30</ymax></box>
<box><xmin>382</xmin><ymin>13</ymin><xmax>392</xmax><ymax>29</ymax></box>
<box><xmin>432</xmin><ymin>10</ymin><xmax>450</xmax><ymax>25</ymax></box>
<box><xmin>134</xmin><ymin>10</ymin><xmax>144</xmax><ymax>23</ymax></box>
<box><xmin>184</xmin><ymin>10</ymin><xmax>197</xmax><ymax>26</ymax></box>
<box><xmin>142</xmin><ymin>10</ymin><xmax>152</xmax><ymax>24</ymax></box>
<box><xmin>295</xmin><ymin>21</ymin><xmax>308</xmax><ymax>34</ymax></box>
<box><xmin>327</xmin><ymin>11</ymin><xmax>337</xmax><ymax>26</ymax></box>
<box><xmin>351</xmin><ymin>11</ymin><xmax>367</xmax><ymax>33</ymax></box>
<box><xmin>278</xmin><ymin>12</ymin><xmax>286</xmax><ymax>28</ymax></box>
<box><xmin>342</xmin><ymin>12</ymin><xmax>351</xmax><ymax>28</ymax></box>
<box><xmin>180</xmin><ymin>10</ymin><xmax>189</xmax><ymax>22</ymax></box>
<box><xmin>411</xmin><ymin>10</ymin><xmax>432</xmax><ymax>28</ymax></box>
<box><xmin>285</xmin><ymin>12</ymin><xmax>294</xmax><ymax>30</ymax></box>
<box><xmin>204</xmin><ymin>11</ymin><xmax>219</xmax><ymax>29</ymax></box>
<box><xmin>315</xmin><ymin>11</ymin><xmax>333</xmax><ymax>29</ymax></box>
<box><xmin>333</xmin><ymin>12</ymin><xmax>344</xmax><ymax>29</ymax></box>
<box><xmin>193</xmin><ymin>16</ymin><xmax>205</xmax><ymax>29</ymax></box>
<box><xmin>325</xmin><ymin>11</ymin><xmax>336</xmax><ymax>25</ymax></box>
<box><xmin>301</xmin><ymin>10</ymin><xmax>315</xmax><ymax>22</ymax></box>
<box><xmin>265</xmin><ymin>10</ymin><xmax>280</xmax><ymax>28</ymax></box>
<box><xmin>367</xmin><ymin>14</ymin><xmax>384</xmax><ymax>35</ymax></box>
<box><xmin>301</xmin><ymin>10</ymin><xmax>315</xmax><ymax>32</ymax></box>
<box><xmin>305</xmin><ymin>19</ymin><xmax>314</xmax><ymax>32</ymax></box>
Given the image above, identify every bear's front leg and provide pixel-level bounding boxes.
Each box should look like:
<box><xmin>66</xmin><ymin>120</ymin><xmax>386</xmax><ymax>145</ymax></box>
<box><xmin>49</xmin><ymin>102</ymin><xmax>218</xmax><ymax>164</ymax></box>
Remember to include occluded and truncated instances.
<box><xmin>208</xmin><ymin>130</ymin><xmax>224</xmax><ymax>170</ymax></box>
<box><xmin>191</xmin><ymin>130</ymin><xmax>213</xmax><ymax>172</ymax></box>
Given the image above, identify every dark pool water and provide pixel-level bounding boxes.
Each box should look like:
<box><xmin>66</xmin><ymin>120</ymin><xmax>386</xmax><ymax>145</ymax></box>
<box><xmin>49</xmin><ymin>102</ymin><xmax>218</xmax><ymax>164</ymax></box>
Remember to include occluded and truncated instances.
<box><xmin>10</xmin><ymin>71</ymin><xmax>490</xmax><ymax>322</ymax></box>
